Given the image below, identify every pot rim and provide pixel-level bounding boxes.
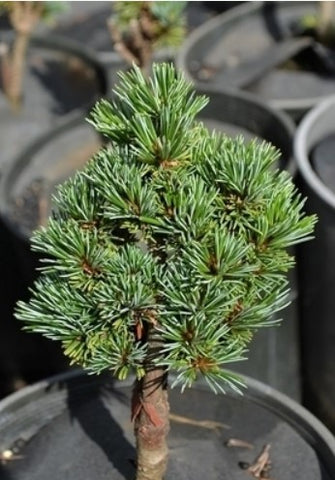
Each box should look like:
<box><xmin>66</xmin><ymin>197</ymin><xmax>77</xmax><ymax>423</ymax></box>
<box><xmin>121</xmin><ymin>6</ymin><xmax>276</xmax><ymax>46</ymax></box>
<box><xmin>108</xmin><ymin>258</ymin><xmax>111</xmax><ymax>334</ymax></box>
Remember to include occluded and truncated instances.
<box><xmin>294</xmin><ymin>95</ymin><xmax>335</xmax><ymax>210</ymax></box>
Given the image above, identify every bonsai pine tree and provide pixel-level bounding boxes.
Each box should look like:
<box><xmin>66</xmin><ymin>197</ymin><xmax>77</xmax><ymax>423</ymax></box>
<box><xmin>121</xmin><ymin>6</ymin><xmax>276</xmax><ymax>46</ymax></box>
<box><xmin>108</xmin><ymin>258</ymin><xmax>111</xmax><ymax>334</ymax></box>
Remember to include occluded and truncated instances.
<box><xmin>16</xmin><ymin>63</ymin><xmax>316</xmax><ymax>480</ymax></box>
<box><xmin>108</xmin><ymin>1</ymin><xmax>186</xmax><ymax>74</ymax></box>
<box><xmin>0</xmin><ymin>1</ymin><xmax>66</xmax><ymax>110</ymax></box>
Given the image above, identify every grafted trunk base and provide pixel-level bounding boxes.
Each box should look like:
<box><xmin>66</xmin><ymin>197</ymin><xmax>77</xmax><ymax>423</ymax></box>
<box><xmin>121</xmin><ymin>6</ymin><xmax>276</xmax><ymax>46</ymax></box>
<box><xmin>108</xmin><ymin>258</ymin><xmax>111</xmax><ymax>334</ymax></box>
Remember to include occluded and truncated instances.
<box><xmin>133</xmin><ymin>369</ymin><xmax>170</xmax><ymax>480</ymax></box>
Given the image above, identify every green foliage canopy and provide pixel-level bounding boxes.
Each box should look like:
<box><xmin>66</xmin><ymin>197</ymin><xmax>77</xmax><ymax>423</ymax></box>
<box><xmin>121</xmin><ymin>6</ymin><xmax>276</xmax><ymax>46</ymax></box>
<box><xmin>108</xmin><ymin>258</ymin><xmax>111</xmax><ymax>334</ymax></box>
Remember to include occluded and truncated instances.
<box><xmin>16</xmin><ymin>64</ymin><xmax>316</xmax><ymax>394</ymax></box>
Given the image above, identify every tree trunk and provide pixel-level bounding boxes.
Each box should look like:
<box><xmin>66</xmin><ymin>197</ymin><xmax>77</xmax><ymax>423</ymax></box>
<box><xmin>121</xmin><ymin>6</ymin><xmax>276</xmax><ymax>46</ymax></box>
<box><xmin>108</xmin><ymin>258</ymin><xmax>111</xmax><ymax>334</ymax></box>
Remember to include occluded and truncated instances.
<box><xmin>138</xmin><ymin>42</ymin><xmax>152</xmax><ymax>78</ymax></box>
<box><xmin>133</xmin><ymin>368</ymin><xmax>170</xmax><ymax>480</ymax></box>
<box><xmin>318</xmin><ymin>1</ymin><xmax>335</xmax><ymax>39</ymax></box>
<box><xmin>4</xmin><ymin>31</ymin><xmax>29</xmax><ymax>111</ymax></box>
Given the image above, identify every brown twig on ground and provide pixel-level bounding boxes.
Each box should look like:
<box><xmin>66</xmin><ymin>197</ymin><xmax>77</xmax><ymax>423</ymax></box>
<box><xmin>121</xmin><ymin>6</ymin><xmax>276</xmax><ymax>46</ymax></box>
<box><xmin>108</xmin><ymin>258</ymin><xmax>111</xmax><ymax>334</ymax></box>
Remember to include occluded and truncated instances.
<box><xmin>245</xmin><ymin>444</ymin><xmax>274</xmax><ymax>479</ymax></box>
<box><xmin>225</xmin><ymin>438</ymin><xmax>254</xmax><ymax>449</ymax></box>
<box><xmin>169</xmin><ymin>413</ymin><xmax>230</xmax><ymax>431</ymax></box>
<box><xmin>0</xmin><ymin>450</ymin><xmax>23</xmax><ymax>465</ymax></box>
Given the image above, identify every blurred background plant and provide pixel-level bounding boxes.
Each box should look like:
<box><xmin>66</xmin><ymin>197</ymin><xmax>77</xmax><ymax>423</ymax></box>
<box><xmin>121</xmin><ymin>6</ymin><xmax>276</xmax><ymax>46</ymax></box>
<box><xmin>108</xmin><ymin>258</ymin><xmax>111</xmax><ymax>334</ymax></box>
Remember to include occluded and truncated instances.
<box><xmin>298</xmin><ymin>1</ymin><xmax>335</xmax><ymax>44</ymax></box>
<box><xmin>108</xmin><ymin>1</ymin><xmax>187</xmax><ymax>74</ymax></box>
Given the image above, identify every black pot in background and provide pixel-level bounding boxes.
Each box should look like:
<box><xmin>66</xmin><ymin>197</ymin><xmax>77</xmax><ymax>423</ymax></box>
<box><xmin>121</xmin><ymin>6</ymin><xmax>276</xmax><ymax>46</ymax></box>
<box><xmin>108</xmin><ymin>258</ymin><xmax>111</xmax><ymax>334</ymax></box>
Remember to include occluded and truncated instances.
<box><xmin>30</xmin><ymin>33</ymin><xmax>107</xmax><ymax>96</ymax></box>
<box><xmin>0</xmin><ymin>32</ymin><xmax>106</xmax><ymax>174</ymax></box>
<box><xmin>0</xmin><ymin>87</ymin><xmax>300</xmax><ymax>401</ymax></box>
<box><xmin>0</xmin><ymin>30</ymin><xmax>107</xmax><ymax>397</ymax></box>
<box><xmin>177</xmin><ymin>1</ymin><xmax>335</xmax><ymax>122</ymax></box>
<box><xmin>0</xmin><ymin>370</ymin><xmax>334</xmax><ymax>480</ymax></box>
<box><xmin>294</xmin><ymin>95</ymin><xmax>335</xmax><ymax>431</ymax></box>
<box><xmin>0</xmin><ymin>113</ymin><xmax>101</xmax><ymax>242</ymax></box>
<box><xmin>0</xmin><ymin>113</ymin><xmax>101</xmax><ymax>398</ymax></box>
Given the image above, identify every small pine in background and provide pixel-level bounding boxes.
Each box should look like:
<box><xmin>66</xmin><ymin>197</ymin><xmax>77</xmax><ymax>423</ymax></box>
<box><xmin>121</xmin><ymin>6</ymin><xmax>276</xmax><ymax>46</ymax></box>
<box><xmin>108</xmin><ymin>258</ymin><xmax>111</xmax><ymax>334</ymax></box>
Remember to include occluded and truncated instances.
<box><xmin>108</xmin><ymin>1</ymin><xmax>187</xmax><ymax>74</ymax></box>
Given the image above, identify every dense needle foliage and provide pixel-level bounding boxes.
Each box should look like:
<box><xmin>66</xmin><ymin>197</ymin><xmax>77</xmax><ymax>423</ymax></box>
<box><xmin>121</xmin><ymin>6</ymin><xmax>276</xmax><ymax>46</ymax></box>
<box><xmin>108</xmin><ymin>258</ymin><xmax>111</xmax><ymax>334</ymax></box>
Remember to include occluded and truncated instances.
<box><xmin>16</xmin><ymin>64</ymin><xmax>316</xmax><ymax>394</ymax></box>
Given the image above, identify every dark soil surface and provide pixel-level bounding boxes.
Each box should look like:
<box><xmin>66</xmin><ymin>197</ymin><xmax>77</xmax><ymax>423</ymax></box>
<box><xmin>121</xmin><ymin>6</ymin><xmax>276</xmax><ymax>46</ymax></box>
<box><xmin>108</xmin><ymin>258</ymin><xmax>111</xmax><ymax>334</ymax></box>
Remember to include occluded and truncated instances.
<box><xmin>0</xmin><ymin>373</ymin><xmax>331</xmax><ymax>480</ymax></box>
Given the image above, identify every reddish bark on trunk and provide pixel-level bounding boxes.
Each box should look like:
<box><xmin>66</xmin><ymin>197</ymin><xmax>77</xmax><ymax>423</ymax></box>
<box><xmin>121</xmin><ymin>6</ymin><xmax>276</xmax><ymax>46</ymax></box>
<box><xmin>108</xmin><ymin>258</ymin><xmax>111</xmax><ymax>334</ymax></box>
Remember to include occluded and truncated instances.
<box><xmin>133</xmin><ymin>368</ymin><xmax>170</xmax><ymax>480</ymax></box>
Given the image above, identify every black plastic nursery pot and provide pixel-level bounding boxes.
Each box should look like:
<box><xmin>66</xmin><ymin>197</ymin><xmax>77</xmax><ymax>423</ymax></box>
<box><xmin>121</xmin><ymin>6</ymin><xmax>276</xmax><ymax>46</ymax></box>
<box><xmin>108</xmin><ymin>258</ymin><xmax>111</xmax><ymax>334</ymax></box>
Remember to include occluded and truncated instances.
<box><xmin>0</xmin><ymin>370</ymin><xmax>334</xmax><ymax>480</ymax></box>
<box><xmin>0</xmin><ymin>113</ymin><xmax>101</xmax><ymax>243</ymax></box>
<box><xmin>0</xmin><ymin>86</ymin><xmax>300</xmax><ymax>400</ymax></box>
<box><xmin>0</xmin><ymin>31</ymin><xmax>106</xmax><ymax>172</ymax></box>
<box><xmin>0</xmin><ymin>19</ymin><xmax>106</xmax><ymax>395</ymax></box>
<box><xmin>177</xmin><ymin>1</ymin><xmax>335</xmax><ymax>121</ymax></box>
<box><xmin>0</xmin><ymin>113</ymin><xmax>101</xmax><ymax>398</ymax></box>
<box><xmin>294</xmin><ymin>95</ymin><xmax>335</xmax><ymax>432</ymax></box>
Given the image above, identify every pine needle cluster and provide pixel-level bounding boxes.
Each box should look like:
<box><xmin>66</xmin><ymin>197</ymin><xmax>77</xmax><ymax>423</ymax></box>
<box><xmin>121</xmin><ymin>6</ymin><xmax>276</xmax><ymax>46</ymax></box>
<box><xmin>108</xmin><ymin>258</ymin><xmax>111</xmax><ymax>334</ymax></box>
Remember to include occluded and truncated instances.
<box><xmin>16</xmin><ymin>64</ymin><xmax>316</xmax><ymax>394</ymax></box>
